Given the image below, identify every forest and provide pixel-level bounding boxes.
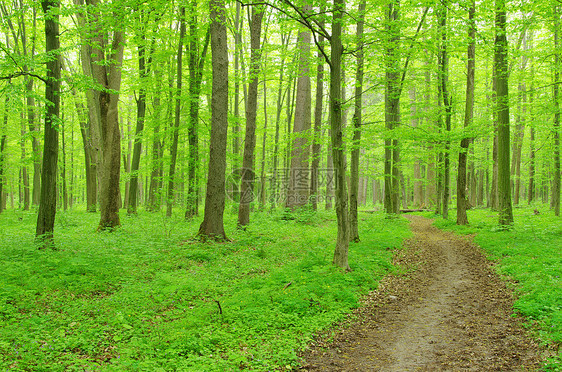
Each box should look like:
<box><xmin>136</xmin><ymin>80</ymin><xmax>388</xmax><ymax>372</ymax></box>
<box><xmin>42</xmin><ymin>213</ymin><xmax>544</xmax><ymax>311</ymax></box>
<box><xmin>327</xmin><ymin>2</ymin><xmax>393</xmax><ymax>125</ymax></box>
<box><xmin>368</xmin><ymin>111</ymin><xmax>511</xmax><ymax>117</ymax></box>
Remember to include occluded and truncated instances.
<box><xmin>0</xmin><ymin>0</ymin><xmax>561</xmax><ymax>370</ymax></box>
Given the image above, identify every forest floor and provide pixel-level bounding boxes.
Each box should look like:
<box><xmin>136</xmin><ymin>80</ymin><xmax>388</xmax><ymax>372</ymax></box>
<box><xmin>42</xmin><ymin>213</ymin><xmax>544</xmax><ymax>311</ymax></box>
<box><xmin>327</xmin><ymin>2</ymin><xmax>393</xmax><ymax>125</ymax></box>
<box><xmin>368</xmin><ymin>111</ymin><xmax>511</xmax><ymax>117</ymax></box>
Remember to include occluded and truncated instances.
<box><xmin>299</xmin><ymin>215</ymin><xmax>548</xmax><ymax>371</ymax></box>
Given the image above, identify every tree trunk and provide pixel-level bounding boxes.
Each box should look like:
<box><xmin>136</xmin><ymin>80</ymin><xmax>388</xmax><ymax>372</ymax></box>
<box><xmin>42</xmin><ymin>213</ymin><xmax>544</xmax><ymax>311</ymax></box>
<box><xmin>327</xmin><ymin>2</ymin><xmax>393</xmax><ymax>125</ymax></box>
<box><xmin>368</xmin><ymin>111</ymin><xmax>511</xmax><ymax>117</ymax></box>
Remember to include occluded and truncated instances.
<box><xmin>553</xmin><ymin>5</ymin><xmax>561</xmax><ymax>216</ymax></box>
<box><xmin>20</xmin><ymin>119</ymin><xmax>30</xmax><ymax>211</ymax></box>
<box><xmin>270</xmin><ymin>33</ymin><xmax>290</xmax><ymax>209</ymax></box>
<box><xmin>0</xmin><ymin>97</ymin><xmax>8</xmax><ymax>214</ymax></box>
<box><xmin>238</xmin><ymin>6</ymin><xmax>264</xmax><ymax>227</ymax></box>
<box><xmin>61</xmin><ymin>113</ymin><xmax>68</xmax><ymax>211</ymax></box>
<box><xmin>185</xmin><ymin>9</ymin><xmax>210</xmax><ymax>219</ymax></box>
<box><xmin>528</xmin><ymin>128</ymin><xmax>536</xmax><ymax>205</ymax></box>
<box><xmin>287</xmin><ymin>9</ymin><xmax>312</xmax><ymax>210</ymax></box>
<box><xmin>437</xmin><ymin>0</ymin><xmax>452</xmax><ymax>220</ymax></box>
<box><xmin>457</xmin><ymin>0</ymin><xmax>475</xmax><ymax>225</ymax></box>
<box><xmin>349</xmin><ymin>0</ymin><xmax>366</xmax><ymax>242</ymax></box>
<box><xmin>76</xmin><ymin>0</ymin><xmax>124</xmax><ymax>229</ymax></box>
<box><xmin>331</xmin><ymin>0</ymin><xmax>350</xmax><ymax>271</ymax></box>
<box><xmin>511</xmin><ymin>81</ymin><xmax>525</xmax><ymax>206</ymax></box>
<box><xmin>26</xmin><ymin>78</ymin><xmax>42</xmax><ymax>207</ymax></box>
<box><xmin>147</xmin><ymin>76</ymin><xmax>164</xmax><ymax>212</ymax></box>
<box><xmin>232</xmin><ymin>1</ymin><xmax>242</xmax><ymax>169</ymax></box>
<box><xmin>198</xmin><ymin>0</ymin><xmax>228</xmax><ymax>240</ymax></box>
<box><xmin>495</xmin><ymin>0</ymin><xmax>513</xmax><ymax>225</ymax></box>
<box><xmin>128</xmin><ymin>30</ymin><xmax>150</xmax><ymax>214</ymax></box>
<box><xmin>384</xmin><ymin>0</ymin><xmax>401</xmax><ymax>215</ymax></box>
<box><xmin>410</xmin><ymin>87</ymin><xmax>422</xmax><ymax>208</ymax></box>
<box><xmin>36</xmin><ymin>0</ymin><xmax>60</xmax><ymax>245</ymax></box>
<box><xmin>74</xmin><ymin>99</ymin><xmax>97</xmax><ymax>212</ymax></box>
<box><xmin>166</xmin><ymin>7</ymin><xmax>186</xmax><ymax>217</ymax></box>
<box><xmin>259</xmin><ymin>61</ymin><xmax>269</xmax><ymax>209</ymax></box>
<box><xmin>310</xmin><ymin>25</ymin><xmax>324</xmax><ymax>211</ymax></box>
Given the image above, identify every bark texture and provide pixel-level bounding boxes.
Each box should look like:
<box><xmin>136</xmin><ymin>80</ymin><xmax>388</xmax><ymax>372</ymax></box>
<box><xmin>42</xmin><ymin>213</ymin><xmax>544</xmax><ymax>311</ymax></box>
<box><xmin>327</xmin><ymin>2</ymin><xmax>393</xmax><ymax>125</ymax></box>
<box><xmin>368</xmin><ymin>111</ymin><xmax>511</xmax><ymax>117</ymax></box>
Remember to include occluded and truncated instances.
<box><xmin>166</xmin><ymin>7</ymin><xmax>186</xmax><ymax>217</ymax></box>
<box><xmin>456</xmin><ymin>0</ymin><xmax>475</xmax><ymax>226</ymax></box>
<box><xmin>287</xmin><ymin>9</ymin><xmax>312</xmax><ymax>210</ymax></box>
<box><xmin>198</xmin><ymin>0</ymin><xmax>228</xmax><ymax>240</ymax></box>
<box><xmin>349</xmin><ymin>0</ymin><xmax>366</xmax><ymax>242</ymax></box>
<box><xmin>495</xmin><ymin>0</ymin><xmax>513</xmax><ymax>225</ymax></box>
<box><xmin>331</xmin><ymin>0</ymin><xmax>350</xmax><ymax>271</ymax></box>
<box><xmin>36</xmin><ymin>0</ymin><xmax>60</xmax><ymax>244</ymax></box>
<box><xmin>238</xmin><ymin>6</ymin><xmax>263</xmax><ymax>227</ymax></box>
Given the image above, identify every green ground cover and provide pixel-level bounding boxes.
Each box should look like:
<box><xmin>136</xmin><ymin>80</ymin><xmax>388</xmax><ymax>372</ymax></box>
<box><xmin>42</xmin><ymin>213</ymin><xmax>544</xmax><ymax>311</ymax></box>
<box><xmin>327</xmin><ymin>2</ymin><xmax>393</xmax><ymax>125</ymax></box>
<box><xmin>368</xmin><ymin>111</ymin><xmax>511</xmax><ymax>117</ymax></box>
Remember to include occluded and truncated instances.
<box><xmin>427</xmin><ymin>206</ymin><xmax>562</xmax><ymax>370</ymax></box>
<box><xmin>0</xmin><ymin>207</ymin><xmax>410</xmax><ymax>371</ymax></box>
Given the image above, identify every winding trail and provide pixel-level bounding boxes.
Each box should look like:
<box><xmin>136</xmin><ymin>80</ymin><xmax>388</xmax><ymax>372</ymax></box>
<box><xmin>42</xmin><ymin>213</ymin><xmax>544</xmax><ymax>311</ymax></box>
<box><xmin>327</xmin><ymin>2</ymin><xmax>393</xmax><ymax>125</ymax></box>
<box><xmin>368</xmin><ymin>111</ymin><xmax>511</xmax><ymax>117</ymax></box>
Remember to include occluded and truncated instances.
<box><xmin>300</xmin><ymin>215</ymin><xmax>544</xmax><ymax>371</ymax></box>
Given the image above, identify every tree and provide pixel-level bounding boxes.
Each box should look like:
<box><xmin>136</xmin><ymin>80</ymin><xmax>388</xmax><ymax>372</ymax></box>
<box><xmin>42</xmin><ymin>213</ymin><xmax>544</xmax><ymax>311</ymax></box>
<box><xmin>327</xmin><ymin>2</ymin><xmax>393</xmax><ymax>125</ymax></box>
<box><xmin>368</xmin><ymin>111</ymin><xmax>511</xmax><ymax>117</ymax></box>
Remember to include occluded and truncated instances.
<box><xmin>198</xmin><ymin>0</ymin><xmax>228</xmax><ymax>240</ymax></box>
<box><xmin>310</xmin><ymin>21</ymin><xmax>324</xmax><ymax>211</ymax></box>
<box><xmin>185</xmin><ymin>2</ymin><xmax>210</xmax><ymax>219</ymax></box>
<box><xmin>495</xmin><ymin>0</ymin><xmax>513</xmax><ymax>225</ymax></box>
<box><xmin>166</xmin><ymin>7</ymin><xmax>186</xmax><ymax>218</ymax></box>
<box><xmin>457</xmin><ymin>0</ymin><xmax>476</xmax><ymax>225</ymax></box>
<box><xmin>331</xmin><ymin>0</ymin><xmax>350</xmax><ymax>270</ymax></box>
<box><xmin>128</xmin><ymin>5</ymin><xmax>158</xmax><ymax>215</ymax></box>
<box><xmin>384</xmin><ymin>0</ymin><xmax>401</xmax><ymax>215</ymax></box>
<box><xmin>437</xmin><ymin>0</ymin><xmax>452</xmax><ymax>219</ymax></box>
<box><xmin>349</xmin><ymin>0</ymin><xmax>366</xmax><ymax>242</ymax></box>
<box><xmin>238</xmin><ymin>5</ymin><xmax>264</xmax><ymax>227</ymax></box>
<box><xmin>552</xmin><ymin>4</ymin><xmax>561</xmax><ymax>216</ymax></box>
<box><xmin>36</xmin><ymin>0</ymin><xmax>60</xmax><ymax>245</ymax></box>
<box><xmin>0</xmin><ymin>96</ymin><xmax>8</xmax><ymax>214</ymax></box>
<box><xmin>286</xmin><ymin>5</ymin><xmax>312</xmax><ymax>210</ymax></box>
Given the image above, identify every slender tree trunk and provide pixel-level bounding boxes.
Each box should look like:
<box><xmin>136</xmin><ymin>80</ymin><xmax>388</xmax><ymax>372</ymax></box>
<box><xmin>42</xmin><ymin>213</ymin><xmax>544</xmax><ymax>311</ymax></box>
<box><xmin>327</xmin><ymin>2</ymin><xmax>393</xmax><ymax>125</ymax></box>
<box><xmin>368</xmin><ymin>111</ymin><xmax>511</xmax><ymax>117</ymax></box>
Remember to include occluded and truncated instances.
<box><xmin>331</xmin><ymin>0</ymin><xmax>350</xmax><ymax>270</ymax></box>
<box><xmin>73</xmin><ymin>99</ymin><xmax>97</xmax><ymax>212</ymax></box>
<box><xmin>553</xmin><ymin>5</ymin><xmax>561</xmax><ymax>216</ymax></box>
<box><xmin>270</xmin><ymin>33</ymin><xmax>290</xmax><ymax>209</ymax></box>
<box><xmin>349</xmin><ymin>0</ymin><xmax>365</xmax><ymax>242</ymax></box>
<box><xmin>495</xmin><ymin>0</ymin><xmax>513</xmax><ymax>225</ymax></box>
<box><xmin>61</xmin><ymin>113</ymin><xmax>68</xmax><ymax>211</ymax></box>
<box><xmin>25</xmin><ymin>78</ymin><xmax>42</xmax><ymax>207</ymax></box>
<box><xmin>384</xmin><ymin>0</ymin><xmax>401</xmax><ymax>215</ymax></box>
<box><xmin>437</xmin><ymin>0</ymin><xmax>452</xmax><ymax>219</ymax></box>
<box><xmin>232</xmin><ymin>2</ymin><xmax>242</xmax><ymax>169</ymax></box>
<box><xmin>457</xmin><ymin>0</ymin><xmax>475</xmax><ymax>225</ymax></box>
<box><xmin>166</xmin><ymin>8</ymin><xmax>186</xmax><ymax>217</ymax></box>
<box><xmin>259</xmin><ymin>61</ymin><xmax>269</xmax><ymax>209</ymax></box>
<box><xmin>185</xmin><ymin>11</ymin><xmax>210</xmax><ymax>218</ymax></box>
<box><xmin>528</xmin><ymin>128</ymin><xmax>536</xmax><ymax>205</ymax></box>
<box><xmin>325</xmin><ymin>139</ymin><xmax>334</xmax><ymax>210</ymax></box>
<box><xmin>512</xmin><ymin>81</ymin><xmax>525</xmax><ymax>206</ymax></box>
<box><xmin>310</xmin><ymin>26</ymin><xmax>324</xmax><ymax>211</ymax></box>
<box><xmin>122</xmin><ymin>122</ymin><xmax>131</xmax><ymax>210</ymax></box>
<box><xmin>20</xmin><ymin>118</ymin><xmax>30</xmax><ymax>211</ymax></box>
<box><xmin>147</xmin><ymin>75</ymin><xmax>164</xmax><ymax>212</ymax></box>
<box><xmin>36</xmin><ymin>0</ymin><xmax>60</xmax><ymax>244</ymax></box>
<box><xmin>128</xmin><ymin>34</ymin><xmax>149</xmax><ymax>214</ymax></box>
<box><xmin>0</xmin><ymin>97</ymin><xmax>8</xmax><ymax>214</ymax></box>
<box><xmin>198</xmin><ymin>0</ymin><xmax>228</xmax><ymax>240</ymax></box>
<box><xmin>238</xmin><ymin>6</ymin><xmax>264</xmax><ymax>227</ymax></box>
<box><xmin>410</xmin><ymin>87</ymin><xmax>422</xmax><ymax>208</ymax></box>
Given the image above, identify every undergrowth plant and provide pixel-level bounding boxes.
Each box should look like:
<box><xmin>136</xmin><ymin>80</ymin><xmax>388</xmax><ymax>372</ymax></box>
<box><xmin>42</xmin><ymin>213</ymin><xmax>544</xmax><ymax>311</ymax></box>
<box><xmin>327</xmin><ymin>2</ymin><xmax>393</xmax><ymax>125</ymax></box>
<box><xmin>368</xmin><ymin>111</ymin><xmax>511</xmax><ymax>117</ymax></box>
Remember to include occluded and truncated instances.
<box><xmin>427</xmin><ymin>206</ymin><xmax>562</xmax><ymax>371</ymax></box>
<box><xmin>0</xmin><ymin>207</ymin><xmax>409</xmax><ymax>371</ymax></box>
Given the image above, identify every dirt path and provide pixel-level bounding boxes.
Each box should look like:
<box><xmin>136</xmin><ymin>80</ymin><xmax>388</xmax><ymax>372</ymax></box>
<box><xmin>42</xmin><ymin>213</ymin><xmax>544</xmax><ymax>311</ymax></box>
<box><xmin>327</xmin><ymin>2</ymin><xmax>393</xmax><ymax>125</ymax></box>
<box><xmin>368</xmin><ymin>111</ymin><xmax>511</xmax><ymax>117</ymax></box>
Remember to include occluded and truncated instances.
<box><xmin>299</xmin><ymin>215</ymin><xmax>544</xmax><ymax>371</ymax></box>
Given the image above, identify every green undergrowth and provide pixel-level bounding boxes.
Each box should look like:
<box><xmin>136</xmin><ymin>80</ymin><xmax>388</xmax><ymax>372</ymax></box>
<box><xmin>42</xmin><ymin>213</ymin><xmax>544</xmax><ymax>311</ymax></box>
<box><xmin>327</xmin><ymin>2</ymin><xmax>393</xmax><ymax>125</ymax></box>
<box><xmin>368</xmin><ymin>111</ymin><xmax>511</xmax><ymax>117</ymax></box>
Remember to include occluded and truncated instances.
<box><xmin>426</xmin><ymin>206</ymin><xmax>562</xmax><ymax>370</ymax></box>
<box><xmin>0</xmin><ymin>206</ymin><xmax>410</xmax><ymax>371</ymax></box>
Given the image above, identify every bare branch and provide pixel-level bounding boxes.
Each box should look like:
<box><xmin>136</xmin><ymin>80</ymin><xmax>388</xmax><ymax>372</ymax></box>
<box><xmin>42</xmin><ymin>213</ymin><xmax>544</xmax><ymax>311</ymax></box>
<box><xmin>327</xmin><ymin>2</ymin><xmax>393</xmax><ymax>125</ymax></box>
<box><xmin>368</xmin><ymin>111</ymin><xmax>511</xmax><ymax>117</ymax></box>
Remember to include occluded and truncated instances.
<box><xmin>0</xmin><ymin>70</ymin><xmax>47</xmax><ymax>83</ymax></box>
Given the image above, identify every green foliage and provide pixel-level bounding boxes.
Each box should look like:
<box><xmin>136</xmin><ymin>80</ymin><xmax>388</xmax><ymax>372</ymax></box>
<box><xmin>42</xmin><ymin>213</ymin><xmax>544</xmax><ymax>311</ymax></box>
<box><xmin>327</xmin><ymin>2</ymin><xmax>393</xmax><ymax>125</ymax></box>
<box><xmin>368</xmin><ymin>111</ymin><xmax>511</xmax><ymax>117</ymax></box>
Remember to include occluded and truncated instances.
<box><xmin>0</xmin><ymin>209</ymin><xmax>409</xmax><ymax>370</ymax></box>
<box><xmin>431</xmin><ymin>207</ymin><xmax>562</xmax><ymax>369</ymax></box>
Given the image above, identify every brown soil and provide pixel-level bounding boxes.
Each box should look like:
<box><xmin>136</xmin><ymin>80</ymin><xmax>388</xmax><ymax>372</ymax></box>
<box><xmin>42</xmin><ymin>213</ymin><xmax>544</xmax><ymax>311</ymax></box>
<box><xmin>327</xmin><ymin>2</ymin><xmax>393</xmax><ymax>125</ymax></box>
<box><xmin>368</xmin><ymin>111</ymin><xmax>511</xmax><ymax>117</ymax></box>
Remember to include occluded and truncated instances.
<box><xmin>298</xmin><ymin>215</ymin><xmax>545</xmax><ymax>371</ymax></box>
